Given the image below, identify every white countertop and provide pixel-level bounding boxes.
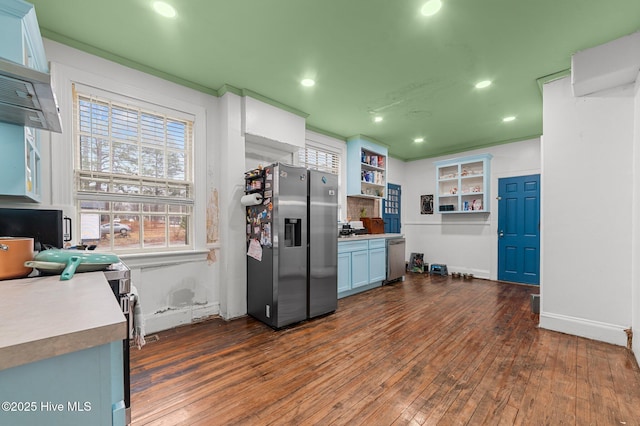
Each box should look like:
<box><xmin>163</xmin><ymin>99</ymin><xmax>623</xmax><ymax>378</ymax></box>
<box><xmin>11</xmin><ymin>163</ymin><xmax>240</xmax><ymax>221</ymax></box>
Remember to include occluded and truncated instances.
<box><xmin>338</xmin><ymin>233</ymin><xmax>404</xmax><ymax>241</ymax></box>
<box><xmin>0</xmin><ymin>272</ymin><xmax>126</xmax><ymax>371</ymax></box>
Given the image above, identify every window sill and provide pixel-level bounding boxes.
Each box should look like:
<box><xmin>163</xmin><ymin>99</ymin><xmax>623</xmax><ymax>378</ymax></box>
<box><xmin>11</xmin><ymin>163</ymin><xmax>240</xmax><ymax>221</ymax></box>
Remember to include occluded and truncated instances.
<box><xmin>119</xmin><ymin>249</ymin><xmax>210</xmax><ymax>269</ymax></box>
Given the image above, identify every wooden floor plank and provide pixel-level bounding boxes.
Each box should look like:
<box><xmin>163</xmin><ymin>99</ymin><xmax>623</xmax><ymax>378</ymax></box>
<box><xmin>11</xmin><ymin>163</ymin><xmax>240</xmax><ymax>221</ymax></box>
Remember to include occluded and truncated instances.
<box><xmin>129</xmin><ymin>274</ymin><xmax>640</xmax><ymax>426</ymax></box>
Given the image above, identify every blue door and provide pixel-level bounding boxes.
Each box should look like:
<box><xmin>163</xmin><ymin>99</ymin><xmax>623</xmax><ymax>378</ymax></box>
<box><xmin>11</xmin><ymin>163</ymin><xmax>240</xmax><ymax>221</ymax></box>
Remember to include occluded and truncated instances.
<box><xmin>383</xmin><ymin>183</ymin><xmax>401</xmax><ymax>233</ymax></box>
<box><xmin>498</xmin><ymin>174</ymin><xmax>540</xmax><ymax>285</ymax></box>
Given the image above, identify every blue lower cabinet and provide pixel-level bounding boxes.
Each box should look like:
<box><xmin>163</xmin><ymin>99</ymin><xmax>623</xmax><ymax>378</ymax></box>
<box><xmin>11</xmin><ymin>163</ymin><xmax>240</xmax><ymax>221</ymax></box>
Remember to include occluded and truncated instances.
<box><xmin>369</xmin><ymin>247</ymin><xmax>387</xmax><ymax>282</ymax></box>
<box><xmin>338</xmin><ymin>238</ymin><xmax>388</xmax><ymax>298</ymax></box>
<box><xmin>0</xmin><ymin>341</ymin><xmax>124</xmax><ymax>426</ymax></box>
<box><xmin>351</xmin><ymin>250</ymin><xmax>370</xmax><ymax>288</ymax></box>
<box><xmin>337</xmin><ymin>252</ymin><xmax>351</xmax><ymax>293</ymax></box>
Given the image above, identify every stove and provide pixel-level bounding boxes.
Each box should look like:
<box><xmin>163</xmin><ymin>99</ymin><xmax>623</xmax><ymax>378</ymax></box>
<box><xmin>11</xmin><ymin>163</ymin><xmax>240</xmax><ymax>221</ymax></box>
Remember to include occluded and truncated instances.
<box><xmin>104</xmin><ymin>262</ymin><xmax>132</xmax><ymax>425</ymax></box>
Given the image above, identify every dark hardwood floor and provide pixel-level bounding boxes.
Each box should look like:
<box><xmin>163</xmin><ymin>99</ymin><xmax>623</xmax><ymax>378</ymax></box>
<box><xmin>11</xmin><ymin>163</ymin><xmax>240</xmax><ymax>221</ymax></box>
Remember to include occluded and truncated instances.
<box><xmin>130</xmin><ymin>273</ymin><xmax>640</xmax><ymax>425</ymax></box>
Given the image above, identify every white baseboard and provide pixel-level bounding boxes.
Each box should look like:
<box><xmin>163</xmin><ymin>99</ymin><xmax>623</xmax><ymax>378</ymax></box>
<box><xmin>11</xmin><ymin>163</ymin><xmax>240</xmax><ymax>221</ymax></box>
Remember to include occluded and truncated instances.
<box><xmin>539</xmin><ymin>312</ymin><xmax>628</xmax><ymax>347</ymax></box>
<box><xmin>144</xmin><ymin>302</ymin><xmax>220</xmax><ymax>334</ymax></box>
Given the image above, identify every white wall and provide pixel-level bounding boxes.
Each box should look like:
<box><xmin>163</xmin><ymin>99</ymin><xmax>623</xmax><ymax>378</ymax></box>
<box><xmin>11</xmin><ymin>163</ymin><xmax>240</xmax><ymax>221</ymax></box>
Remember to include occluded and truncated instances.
<box><xmin>398</xmin><ymin>139</ymin><xmax>540</xmax><ymax>278</ymax></box>
<box><xmin>37</xmin><ymin>40</ymin><xmax>222</xmax><ymax>333</ymax></box>
<box><xmin>541</xmin><ymin>76</ymin><xmax>635</xmax><ymax>346</ymax></box>
<box><xmin>633</xmin><ymin>75</ymin><xmax>640</xmax><ymax>363</ymax></box>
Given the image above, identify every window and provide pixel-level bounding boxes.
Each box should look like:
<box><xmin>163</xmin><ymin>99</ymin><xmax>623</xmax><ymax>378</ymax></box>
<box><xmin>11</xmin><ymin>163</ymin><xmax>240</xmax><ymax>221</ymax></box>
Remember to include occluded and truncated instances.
<box><xmin>298</xmin><ymin>145</ymin><xmax>340</xmax><ymax>175</ymax></box>
<box><xmin>299</xmin><ymin>141</ymin><xmax>344</xmax><ymax>219</ymax></box>
<box><xmin>73</xmin><ymin>84</ymin><xmax>194</xmax><ymax>253</ymax></box>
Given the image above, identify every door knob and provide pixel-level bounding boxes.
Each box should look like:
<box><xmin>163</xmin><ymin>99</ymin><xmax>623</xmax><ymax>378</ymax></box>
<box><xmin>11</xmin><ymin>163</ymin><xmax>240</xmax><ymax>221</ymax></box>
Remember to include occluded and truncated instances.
<box><xmin>499</xmin><ymin>230</ymin><xmax>504</xmax><ymax>238</ymax></box>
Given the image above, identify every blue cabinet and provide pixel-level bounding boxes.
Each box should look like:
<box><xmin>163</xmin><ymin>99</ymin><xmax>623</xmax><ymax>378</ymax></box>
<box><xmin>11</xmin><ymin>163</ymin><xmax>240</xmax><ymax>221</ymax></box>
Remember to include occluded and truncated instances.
<box><xmin>338</xmin><ymin>238</ymin><xmax>387</xmax><ymax>298</ymax></box>
<box><xmin>0</xmin><ymin>0</ymin><xmax>49</xmax><ymax>70</ymax></box>
<box><xmin>351</xmin><ymin>249</ymin><xmax>370</xmax><ymax>288</ymax></box>
<box><xmin>0</xmin><ymin>124</ymin><xmax>41</xmax><ymax>201</ymax></box>
<box><xmin>0</xmin><ymin>341</ymin><xmax>125</xmax><ymax>426</ymax></box>
<box><xmin>346</xmin><ymin>135</ymin><xmax>388</xmax><ymax>199</ymax></box>
<box><xmin>337</xmin><ymin>251</ymin><xmax>351</xmax><ymax>293</ymax></box>
<box><xmin>368</xmin><ymin>239</ymin><xmax>387</xmax><ymax>283</ymax></box>
<box><xmin>0</xmin><ymin>0</ymin><xmax>49</xmax><ymax>202</ymax></box>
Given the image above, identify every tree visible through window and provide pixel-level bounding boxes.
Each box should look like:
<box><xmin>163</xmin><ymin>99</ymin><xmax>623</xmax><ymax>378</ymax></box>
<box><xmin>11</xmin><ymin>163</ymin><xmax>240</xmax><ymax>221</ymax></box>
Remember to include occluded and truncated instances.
<box><xmin>73</xmin><ymin>84</ymin><xmax>194</xmax><ymax>252</ymax></box>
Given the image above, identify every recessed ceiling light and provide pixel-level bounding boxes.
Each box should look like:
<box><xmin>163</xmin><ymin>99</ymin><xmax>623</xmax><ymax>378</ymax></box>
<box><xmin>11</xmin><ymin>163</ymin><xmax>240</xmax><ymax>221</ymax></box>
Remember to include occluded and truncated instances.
<box><xmin>414</xmin><ymin>137</ymin><xmax>425</xmax><ymax>143</ymax></box>
<box><xmin>153</xmin><ymin>1</ymin><xmax>176</xmax><ymax>18</ymax></box>
<box><xmin>301</xmin><ymin>78</ymin><xmax>315</xmax><ymax>87</ymax></box>
<box><xmin>503</xmin><ymin>116</ymin><xmax>516</xmax><ymax>122</ymax></box>
<box><xmin>374</xmin><ymin>116</ymin><xmax>383</xmax><ymax>123</ymax></box>
<box><xmin>475</xmin><ymin>80</ymin><xmax>492</xmax><ymax>89</ymax></box>
<box><xmin>421</xmin><ymin>0</ymin><xmax>442</xmax><ymax>17</ymax></box>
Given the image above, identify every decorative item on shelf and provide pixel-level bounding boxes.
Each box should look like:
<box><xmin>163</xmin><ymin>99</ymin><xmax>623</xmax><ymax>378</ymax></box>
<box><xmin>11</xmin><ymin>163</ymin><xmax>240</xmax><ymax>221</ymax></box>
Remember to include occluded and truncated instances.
<box><xmin>449</xmin><ymin>187</ymin><xmax>457</xmax><ymax>194</ymax></box>
<box><xmin>472</xmin><ymin>199</ymin><xmax>482</xmax><ymax>210</ymax></box>
<box><xmin>461</xmin><ymin>169</ymin><xmax>469</xmax><ymax>176</ymax></box>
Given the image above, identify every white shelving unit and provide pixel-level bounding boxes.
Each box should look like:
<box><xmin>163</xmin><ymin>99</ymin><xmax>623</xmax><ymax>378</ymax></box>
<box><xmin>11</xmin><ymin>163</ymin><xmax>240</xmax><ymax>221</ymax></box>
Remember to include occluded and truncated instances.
<box><xmin>434</xmin><ymin>154</ymin><xmax>492</xmax><ymax>213</ymax></box>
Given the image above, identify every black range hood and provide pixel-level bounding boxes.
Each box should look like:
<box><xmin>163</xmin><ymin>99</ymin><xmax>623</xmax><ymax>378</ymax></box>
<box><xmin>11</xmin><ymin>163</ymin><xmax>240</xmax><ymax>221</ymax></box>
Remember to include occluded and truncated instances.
<box><xmin>0</xmin><ymin>57</ymin><xmax>62</xmax><ymax>133</ymax></box>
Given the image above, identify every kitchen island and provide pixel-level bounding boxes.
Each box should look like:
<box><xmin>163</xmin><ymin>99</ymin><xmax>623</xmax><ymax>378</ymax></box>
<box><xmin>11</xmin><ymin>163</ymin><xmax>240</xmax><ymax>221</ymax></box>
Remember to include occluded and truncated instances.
<box><xmin>0</xmin><ymin>272</ymin><xmax>127</xmax><ymax>426</ymax></box>
<box><xmin>338</xmin><ymin>233</ymin><xmax>404</xmax><ymax>298</ymax></box>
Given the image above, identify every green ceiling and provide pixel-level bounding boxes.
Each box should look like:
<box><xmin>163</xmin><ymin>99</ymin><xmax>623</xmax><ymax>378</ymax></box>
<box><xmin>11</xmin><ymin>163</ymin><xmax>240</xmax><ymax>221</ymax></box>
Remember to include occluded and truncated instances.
<box><xmin>27</xmin><ymin>0</ymin><xmax>640</xmax><ymax>160</ymax></box>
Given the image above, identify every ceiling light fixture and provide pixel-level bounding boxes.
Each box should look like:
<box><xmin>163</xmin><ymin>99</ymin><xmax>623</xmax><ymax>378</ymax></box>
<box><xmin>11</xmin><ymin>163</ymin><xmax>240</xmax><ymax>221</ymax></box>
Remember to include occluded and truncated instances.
<box><xmin>414</xmin><ymin>137</ymin><xmax>425</xmax><ymax>143</ymax></box>
<box><xmin>301</xmin><ymin>78</ymin><xmax>315</xmax><ymax>87</ymax></box>
<box><xmin>153</xmin><ymin>1</ymin><xmax>177</xmax><ymax>18</ymax></box>
<box><xmin>475</xmin><ymin>80</ymin><xmax>492</xmax><ymax>89</ymax></box>
<box><xmin>374</xmin><ymin>116</ymin><xmax>383</xmax><ymax>123</ymax></box>
<box><xmin>421</xmin><ymin>0</ymin><xmax>442</xmax><ymax>17</ymax></box>
<box><xmin>502</xmin><ymin>116</ymin><xmax>516</xmax><ymax>122</ymax></box>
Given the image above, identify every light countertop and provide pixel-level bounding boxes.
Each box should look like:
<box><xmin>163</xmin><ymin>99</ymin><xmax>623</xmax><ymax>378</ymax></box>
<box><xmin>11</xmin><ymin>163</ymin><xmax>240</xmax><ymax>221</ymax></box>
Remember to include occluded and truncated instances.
<box><xmin>0</xmin><ymin>272</ymin><xmax>126</xmax><ymax>371</ymax></box>
<box><xmin>338</xmin><ymin>233</ymin><xmax>404</xmax><ymax>241</ymax></box>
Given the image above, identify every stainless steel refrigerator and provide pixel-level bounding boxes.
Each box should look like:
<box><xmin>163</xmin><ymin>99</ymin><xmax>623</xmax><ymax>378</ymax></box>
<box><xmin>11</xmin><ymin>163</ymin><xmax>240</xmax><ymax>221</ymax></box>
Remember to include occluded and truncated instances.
<box><xmin>245</xmin><ymin>163</ymin><xmax>338</xmax><ymax>328</ymax></box>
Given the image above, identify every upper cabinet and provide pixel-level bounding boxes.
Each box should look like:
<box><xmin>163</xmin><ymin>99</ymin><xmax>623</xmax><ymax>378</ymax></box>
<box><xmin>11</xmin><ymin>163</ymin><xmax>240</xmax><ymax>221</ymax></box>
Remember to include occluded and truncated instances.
<box><xmin>0</xmin><ymin>0</ymin><xmax>62</xmax><ymax>133</ymax></box>
<box><xmin>346</xmin><ymin>136</ymin><xmax>388</xmax><ymax>199</ymax></box>
<box><xmin>434</xmin><ymin>154</ymin><xmax>492</xmax><ymax>214</ymax></box>
<box><xmin>0</xmin><ymin>0</ymin><xmax>51</xmax><ymax>202</ymax></box>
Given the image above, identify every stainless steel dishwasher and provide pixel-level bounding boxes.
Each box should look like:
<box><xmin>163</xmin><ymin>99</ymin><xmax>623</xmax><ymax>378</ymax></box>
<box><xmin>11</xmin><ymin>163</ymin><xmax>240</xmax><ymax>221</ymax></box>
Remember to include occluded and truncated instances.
<box><xmin>385</xmin><ymin>237</ymin><xmax>406</xmax><ymax>283</ymax></box>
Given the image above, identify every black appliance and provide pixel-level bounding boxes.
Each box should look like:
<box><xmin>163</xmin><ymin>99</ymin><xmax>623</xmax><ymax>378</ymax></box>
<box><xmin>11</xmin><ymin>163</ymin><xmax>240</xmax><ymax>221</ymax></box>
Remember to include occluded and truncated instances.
<box><xmin>104</xmin><ymin>262</ymin><xmax>132</xmax><ymax>425</ymax></box>
<box><xmin>0</xmin><ymin>208</ymin><xmax>70</xmax><ymax>249</ymax></box>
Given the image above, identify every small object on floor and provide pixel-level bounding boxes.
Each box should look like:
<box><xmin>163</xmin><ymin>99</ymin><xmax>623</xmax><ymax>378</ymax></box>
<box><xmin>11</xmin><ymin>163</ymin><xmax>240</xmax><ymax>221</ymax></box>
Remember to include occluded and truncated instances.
<box><xmin>462</xmin><ymin>273</ymin><xmax>474</xmax><ymax>280</ymax></box>
<box><xmin>429</xmin><ymin>264</ymin><xmax>448</xmax><ymax>276</ymax></box>
<box><xmin>530</xmin><ymin>294</ymin><xmax>540</xmax><ymax>314</ymax></box>
<box><xmin>451</xmin><ymin>272</ymin><xmax>461</xmax><ymax>278</ymax></box>
<box><xmin>409</xmin><ymin>253</ymin><xmax>425</xmax><ymax>273</ymax></box>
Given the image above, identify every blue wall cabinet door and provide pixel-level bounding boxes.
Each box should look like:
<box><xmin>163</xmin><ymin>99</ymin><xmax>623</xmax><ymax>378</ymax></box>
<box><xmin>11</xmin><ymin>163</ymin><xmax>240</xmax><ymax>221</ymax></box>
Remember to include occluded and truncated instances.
<box><xmin>0</xmin><ymin>125</ymin><xmax>41</xmax><ymax>201</ymax></box>
<box><xmin>337</xmin><ymin>252</ymin><xmax>351</xmax><ymax>293</ymax></box>
<box><xmin>498</xmin><ymin>174</ymin><xmax>540</xmax><ymax>285</ymax></box>
<box><xmin>383</xmin><ymin>183</ymin><xmax>401</xmax><ymax>233</ymax></box>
